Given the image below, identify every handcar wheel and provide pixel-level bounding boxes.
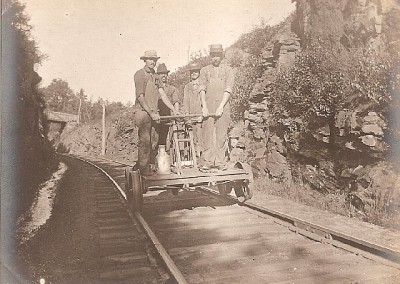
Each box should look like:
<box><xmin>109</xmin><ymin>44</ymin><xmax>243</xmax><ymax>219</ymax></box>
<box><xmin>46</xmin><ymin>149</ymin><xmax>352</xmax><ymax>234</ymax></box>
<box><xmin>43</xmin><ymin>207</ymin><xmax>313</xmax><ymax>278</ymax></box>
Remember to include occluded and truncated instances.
<box><xmin>234</xmin><ymin>180</ymin><xmax>253</xmax><ymax>202</ymax></box>
<box><xmin>218</xmin><ymin>183</ymin><xmax>232</xmax><ymax>195</ymax></box>
<box><xmin>233</xmin><ymin>162</ymin><xmax>254</xmax><ymax>202</ymax></box>
<box><xmin>130</xmin><ymin>170</ymin><xmax>143</xmax><ymax>211</ymax></box>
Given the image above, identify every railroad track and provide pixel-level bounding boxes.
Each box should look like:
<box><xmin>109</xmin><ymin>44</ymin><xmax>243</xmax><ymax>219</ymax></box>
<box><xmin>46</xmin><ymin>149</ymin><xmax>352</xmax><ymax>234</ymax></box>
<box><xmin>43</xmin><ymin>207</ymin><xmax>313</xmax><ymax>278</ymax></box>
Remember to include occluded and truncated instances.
<box><xmin>68</xmin><ymin>154</ymin><xmax>400</xmax><ymax>283</ymax></box>
<box><xmin>64</xmin><ymin>156</ymin><xmax>170</xmax><ymax>283</ymax></box>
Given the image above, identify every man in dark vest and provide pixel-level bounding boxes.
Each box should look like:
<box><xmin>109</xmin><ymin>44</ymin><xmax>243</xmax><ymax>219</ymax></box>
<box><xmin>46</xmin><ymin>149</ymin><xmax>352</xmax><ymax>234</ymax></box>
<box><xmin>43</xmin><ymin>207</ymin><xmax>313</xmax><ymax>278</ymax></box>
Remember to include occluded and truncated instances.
<box><xmin>199</xmin><ymin>44</ymin><xmax>234</xmax><ymax>170</ymax></box>
<box><xmin>156</xmin><ymin>63</ymin><xmax>180</xmax><ymax>146</ymax></box>
<box><xmin>183</xmin><ymin>62</ymin><xmax>203</xmax><ymax>157</ymax></box>
<box><xmin>133</xmin><ymin>50</ymin><xmax>178</xmax><ymax>175</ymax></box>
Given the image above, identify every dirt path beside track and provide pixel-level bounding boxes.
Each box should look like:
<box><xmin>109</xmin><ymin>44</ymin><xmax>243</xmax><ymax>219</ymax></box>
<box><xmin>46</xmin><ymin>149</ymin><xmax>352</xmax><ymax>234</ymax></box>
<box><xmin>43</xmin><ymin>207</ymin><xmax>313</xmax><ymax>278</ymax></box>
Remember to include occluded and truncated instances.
<box><xmin>18</xmin><ymin>156</ymin><xmax>163</xmax><ymax>283</ymax></box>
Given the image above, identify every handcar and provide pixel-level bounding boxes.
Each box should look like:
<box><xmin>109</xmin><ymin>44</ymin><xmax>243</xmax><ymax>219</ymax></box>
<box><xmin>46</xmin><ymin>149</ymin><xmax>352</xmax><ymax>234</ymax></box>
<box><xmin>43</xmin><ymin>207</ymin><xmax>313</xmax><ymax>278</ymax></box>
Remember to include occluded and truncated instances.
<box><xmin>124</xmin><ymin>114</ymin><xmax>253</xmax><ymax>211</ymax></box>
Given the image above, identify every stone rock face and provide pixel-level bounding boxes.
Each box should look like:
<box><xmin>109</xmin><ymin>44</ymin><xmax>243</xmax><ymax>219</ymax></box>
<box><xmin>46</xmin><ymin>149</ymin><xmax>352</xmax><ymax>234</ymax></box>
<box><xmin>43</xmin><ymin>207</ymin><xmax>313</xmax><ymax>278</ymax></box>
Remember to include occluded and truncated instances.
<box><xmin>362</xmin><ymin>124</ymin><xmax>383</xmax><ymax>136</ymax></box>
<box><xmin>236</xmin><ymin>0</ymin><xmax>400</xmax><ymax>217</ymax></box>
<box><xmin>266</xmin><ymin>149</ymin><xmax>290</xmax><ymax>180</ymax></box>
<box><xmin>334</xmin><ymin>110</ymin><xmax>388</xmax><ymax>152</ymax></box>
<box><xmin>348</xmin><ymin>162</ymin><xmax>399</xmax><ymax>214</ymax></box>
<box><xmin>361</xmin><ymin>135</ymin><xmax>377</xmax><ymax>147</ymax></box>
<box><xmin>313</xmin><ymin>125</ymin><xmax>331</xmax><ymax>144</ymax></box>
<box><xmin>276</xmin><ymin>33</ymin><xmax>301</xmax><ymax>70</ymax></box>
<box><xmin>264</xmin><ymin>135</ymin><xmax>291</xmax><ymax>181</ymax></box>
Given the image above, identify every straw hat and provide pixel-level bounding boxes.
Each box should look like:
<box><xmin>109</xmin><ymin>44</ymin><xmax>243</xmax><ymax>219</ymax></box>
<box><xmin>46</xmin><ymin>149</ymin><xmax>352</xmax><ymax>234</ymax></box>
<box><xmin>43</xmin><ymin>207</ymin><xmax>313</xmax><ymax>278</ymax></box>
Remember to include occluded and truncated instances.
<box><xmin>140</xmin><ymin>50</ymin><xmax>160</xmax><ymax>60</ymax></box>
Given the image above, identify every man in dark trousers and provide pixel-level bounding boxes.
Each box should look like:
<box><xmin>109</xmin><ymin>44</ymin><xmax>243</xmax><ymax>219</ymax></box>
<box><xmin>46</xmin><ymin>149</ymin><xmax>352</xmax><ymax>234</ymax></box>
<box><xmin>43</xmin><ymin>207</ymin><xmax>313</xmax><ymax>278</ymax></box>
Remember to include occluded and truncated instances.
<box><xmin>133</xmin><ymin>50</ymin><xmax>178</xmax><ymax>175</ymax></box>
<box><xmin>156</xmin><ymin>63</ymin><xmax>180</xmax><ymax>146</ymax></box>
<box><xmin>199</xmin><ymin>44</ymin><xmax>234</xmax><ymax>170</ymax></box>
<box><xmin>183</xmin><ymin>62</ymin><xmax>203</xmax><ymax>157</ymax></box>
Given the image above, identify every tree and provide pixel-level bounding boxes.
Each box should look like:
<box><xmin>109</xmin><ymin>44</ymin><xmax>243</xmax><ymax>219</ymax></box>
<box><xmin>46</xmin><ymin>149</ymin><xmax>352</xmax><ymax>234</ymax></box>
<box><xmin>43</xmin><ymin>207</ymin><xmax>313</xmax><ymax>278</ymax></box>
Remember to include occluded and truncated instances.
<box><xmin>2</xmin><ymin>0</ymin><xmax>56</xmax><ymax>278</ymax></box>
<box><xmin>41</xmin><ymin>78</ymin><xmax>77</xmax><ymax>113</ymax></box>
<box><xmin>271</xmin><ymin>44</ymin><xmax>397</xmax><ymax>144</ymax></box>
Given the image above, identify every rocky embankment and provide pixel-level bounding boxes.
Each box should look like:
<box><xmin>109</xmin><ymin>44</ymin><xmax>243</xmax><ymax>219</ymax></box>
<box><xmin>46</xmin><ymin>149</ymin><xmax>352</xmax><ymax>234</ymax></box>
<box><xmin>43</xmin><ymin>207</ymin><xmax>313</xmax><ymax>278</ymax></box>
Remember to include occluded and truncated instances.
<box><xmin>57</xmin><ymin>111</ymin><xmax>138</xmax><ymax>163</ymax></box>
<box><xmin>225</xmin><ymin>0</ymin><xmax>400</xmax><ymax>216</ymax></box>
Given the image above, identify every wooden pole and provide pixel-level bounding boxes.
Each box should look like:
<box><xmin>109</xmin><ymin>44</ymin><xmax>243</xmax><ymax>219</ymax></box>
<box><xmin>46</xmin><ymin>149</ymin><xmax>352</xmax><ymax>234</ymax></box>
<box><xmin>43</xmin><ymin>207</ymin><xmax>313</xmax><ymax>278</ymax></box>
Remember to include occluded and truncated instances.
<box><xmin>77</xmin><ymin>97</ymin><xmax>82</xmax><ymax>125</ymax></box>
<box><xmin>101</xmin><ymin>102</ymin><xmax>106</xmax><ymax>155</ymax></box>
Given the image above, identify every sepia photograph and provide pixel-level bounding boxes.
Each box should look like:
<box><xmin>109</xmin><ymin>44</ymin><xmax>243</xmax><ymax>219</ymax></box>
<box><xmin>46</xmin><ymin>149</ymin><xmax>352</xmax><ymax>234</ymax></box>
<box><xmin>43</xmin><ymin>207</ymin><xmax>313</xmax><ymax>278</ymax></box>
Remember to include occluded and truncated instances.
<box><xmin>2</xmin><ymin>0</ymin><xmax>400</xmax><ymax>283</ymax></box>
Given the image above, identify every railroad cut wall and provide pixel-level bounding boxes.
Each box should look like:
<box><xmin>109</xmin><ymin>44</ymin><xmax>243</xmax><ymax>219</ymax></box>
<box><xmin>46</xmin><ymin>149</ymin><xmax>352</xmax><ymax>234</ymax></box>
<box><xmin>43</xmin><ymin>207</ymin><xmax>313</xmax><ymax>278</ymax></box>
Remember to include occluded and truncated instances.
<box><xmin>226</xmin><ymin>0</ymin><xmax>400</xmax><ymax>215</ymax></box>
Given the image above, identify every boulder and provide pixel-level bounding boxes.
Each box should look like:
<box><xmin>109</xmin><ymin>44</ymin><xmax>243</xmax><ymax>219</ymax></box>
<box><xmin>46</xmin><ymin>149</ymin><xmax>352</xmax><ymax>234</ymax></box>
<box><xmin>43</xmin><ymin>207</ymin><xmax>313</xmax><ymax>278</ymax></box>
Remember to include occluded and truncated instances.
<box><xmin>266</xmin><ymin>149</ymin><xmax>290</xmax><ymax>180</ymax></box>
<box><xmin>252</xmin><ymin>82</ymin><xmax>264</xmax><ymax>94</ymax></box>
<box><xmin>363</xmin><ymin>112</ymin><xmax>380</xmax><ymax>123</ymax></box>
<box><xmin>247</xmin><ymin>113</ymin><xmax>263</xmax><ymax>123</ymax></box>
<box><xmin>253</xmin><ymin>127</ymin><xmax>266</xmax><ymax>140</ymax></box>
<box><xmin>267</xmin><ymin>135</ymin><xmax>286</xmax><ymax>155</ymax></box>
<box><xmin>250</xmin><ymin>102</ymin><xmax>268</xmax><ymax>112</ymax></box>
<box><xmin>345</xmin><ymin>141</ymin><xmax>356</xmax><ymax>150</ymax></box>
<box><xmin>361</xmin><ymin>124</ymin><xmax>383</xmax><ymax>136</ymax></box>
<box><xmin>350</xmin><ymin>162</ymin><xmax>399</xmax><ymax>214</ymax></box>
<box><xmin>261</xmin><ymin>47</ymin><xmax>274</xmax><ymax>62</ymax></box>
<box><xmin>361</xmin><ymin>135</ymin><xmax>377</xmax><ymax>147</ymax></box>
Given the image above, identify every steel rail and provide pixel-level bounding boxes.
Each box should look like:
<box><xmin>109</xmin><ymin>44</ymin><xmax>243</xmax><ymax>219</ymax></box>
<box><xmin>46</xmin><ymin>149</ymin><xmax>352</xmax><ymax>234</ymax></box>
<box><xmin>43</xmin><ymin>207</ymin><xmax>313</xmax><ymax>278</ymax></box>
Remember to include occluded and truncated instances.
<box><xmin>63</xmin><ymin>154</ymin><xmax>189</xmax><ymax>284</ymax></box>
<box><xmin>198</xmin><ymin>186</ymin><xmax>400</xmax><ymax>268</ymax></box>
<box><xmin>134</xmin><ymin>212</ymin><xmax>188</xmax><ymax>284</ymax></box>
<box><xmin>244</xmin><ymin>200</ymin><xmax>400</xmax><ymax>266</ymax></box>
<box><xmin>78</xmin><ymin>155</ymin><xmax>400</xmax><ymax>267</ymax></box>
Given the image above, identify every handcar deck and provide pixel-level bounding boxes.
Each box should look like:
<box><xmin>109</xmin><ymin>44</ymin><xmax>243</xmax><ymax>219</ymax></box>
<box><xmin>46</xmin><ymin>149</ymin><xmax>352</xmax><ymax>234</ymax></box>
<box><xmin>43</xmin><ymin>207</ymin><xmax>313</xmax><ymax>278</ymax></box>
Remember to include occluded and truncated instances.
<box><xmin>142</xmin><ymin>168</ymin><xmax>249</xmax><ymax>188</ymax></box>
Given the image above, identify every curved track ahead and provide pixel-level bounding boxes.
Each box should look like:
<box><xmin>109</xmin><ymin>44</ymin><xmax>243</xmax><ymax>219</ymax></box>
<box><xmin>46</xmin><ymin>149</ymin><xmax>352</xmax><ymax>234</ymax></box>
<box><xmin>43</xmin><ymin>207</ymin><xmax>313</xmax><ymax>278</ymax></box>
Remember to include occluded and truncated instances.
<box><xmin>72</xmin><ymin>155</ymin><xmax>400</xmax><ymax>284</ymax></box>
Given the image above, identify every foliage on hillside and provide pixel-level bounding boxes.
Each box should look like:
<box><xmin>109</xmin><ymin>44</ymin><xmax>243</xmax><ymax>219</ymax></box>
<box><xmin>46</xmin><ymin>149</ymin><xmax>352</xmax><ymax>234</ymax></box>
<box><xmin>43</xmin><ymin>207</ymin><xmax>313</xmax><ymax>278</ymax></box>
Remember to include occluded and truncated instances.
<box><xmin>235</xmin><ymin>0</ymin><xmax>400</xmax><ymax>226</ymax></box>
<box><xmin>232</xmin><ymin>15</ymin><xmax>294</xmax><ymax>55</ymax></box>
<box><xmin>2</xmin><ymin>1</ymin><xmax>59</xmax><ymax>276</ymax></box>
<box><xmin>233</xmin><ymin>24</ymin><xmax>274</xmax><ymax>55</ymax></box>
<box><xmin>3</xmin><ymin>0</ymin><xmax>57</xmax><ymax>213</ymax></box>
<box><xmin>41</xmin><ymin>78</ymin><xmax>130</xmax><ymax>123</ymax></box>
<box><xmin>270</xmin><ymin>0</ymin><xmax>400</xmax><ymax>140</ymax></box>
<box><xmin>271</xmin><ymin>45</ymin><xmax>397</xmax><ymax>134</ymax></box>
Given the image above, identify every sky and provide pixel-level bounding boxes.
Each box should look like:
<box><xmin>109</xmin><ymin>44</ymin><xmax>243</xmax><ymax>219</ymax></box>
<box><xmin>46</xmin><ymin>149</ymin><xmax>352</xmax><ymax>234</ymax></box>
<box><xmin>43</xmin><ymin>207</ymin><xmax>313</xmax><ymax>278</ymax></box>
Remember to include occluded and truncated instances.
<box><xmin>22</xmin><ymin>0</ymin><xmax>295</xmax><ymax>103</ymax></box>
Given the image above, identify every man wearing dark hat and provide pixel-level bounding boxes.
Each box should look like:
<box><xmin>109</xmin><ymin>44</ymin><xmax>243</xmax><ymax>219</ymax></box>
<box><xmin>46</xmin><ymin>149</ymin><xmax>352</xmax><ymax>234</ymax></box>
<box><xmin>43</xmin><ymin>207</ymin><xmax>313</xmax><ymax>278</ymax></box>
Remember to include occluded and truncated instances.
<box><xmin>133</xmin><ymin>50</ymin><xmax>178</xmax><ymax>175</ymax></box>
<box><xmin>156</xmin><ymin>63</ymin><xmax>180</xmax><ymax>146</ymax></box>
<box><xmin>199</xmin><ymin>44</ymin><xmax>234</xmax><ymax>170</ymax></box>
<box><xmin>183</xmin><ymin>62</ymin><xmax>203</xmax><ymax>157</ymax></box>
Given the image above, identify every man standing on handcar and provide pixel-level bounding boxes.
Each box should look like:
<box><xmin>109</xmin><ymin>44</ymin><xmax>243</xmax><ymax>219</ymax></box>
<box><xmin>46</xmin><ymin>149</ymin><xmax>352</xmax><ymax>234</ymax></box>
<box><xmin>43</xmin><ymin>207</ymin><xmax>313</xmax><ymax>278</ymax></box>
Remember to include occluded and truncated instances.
<box><xmin>199</xmin><ymin>44</ymin><xmax>234</xmax><ymax>171</ymax></box>
<box><xmin>183</xmin><ymin>62</ymin><xmax>204</xmax><ymax>158</ymax></box>
<box><xmin>156</xmin><ymin>63</ymin><xmax>180</xmax><ymax>147</ymax></box>
<box><xmin>133</xmin><ymin>50</ymin><xmax>179</xmax><ymax>176</ymax></box>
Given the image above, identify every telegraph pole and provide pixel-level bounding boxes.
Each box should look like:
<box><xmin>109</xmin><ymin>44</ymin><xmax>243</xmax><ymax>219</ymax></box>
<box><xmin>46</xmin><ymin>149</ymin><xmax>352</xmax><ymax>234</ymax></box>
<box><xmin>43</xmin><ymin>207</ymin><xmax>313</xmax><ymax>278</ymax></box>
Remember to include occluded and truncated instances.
<box><xmin>77</xmin><ymin>88</ymin><xmax>84</xmax><ymax>125</ymax></box>
<box><xmin>101</xmin><ymin>101</ymin><xmax>106</xmax><ymax>155</ymax></box>
<box><xmin>77</xmin><ymin>97</ymin><xmax>82</xmax><ymax>125</ymax></box>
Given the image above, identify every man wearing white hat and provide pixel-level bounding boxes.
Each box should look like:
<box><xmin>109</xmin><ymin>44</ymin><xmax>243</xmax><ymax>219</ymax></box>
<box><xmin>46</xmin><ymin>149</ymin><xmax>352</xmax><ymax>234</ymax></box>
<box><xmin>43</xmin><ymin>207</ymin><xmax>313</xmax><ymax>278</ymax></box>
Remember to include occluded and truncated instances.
<box><xmin>199</xmin><ymin>44</ymin><xmax>234</xmax><ymax>170</ymax></box>
<box><xmin>133</xmin><ymin>50</ymin><xmax>178</xmax><ymax>175</ymax></box>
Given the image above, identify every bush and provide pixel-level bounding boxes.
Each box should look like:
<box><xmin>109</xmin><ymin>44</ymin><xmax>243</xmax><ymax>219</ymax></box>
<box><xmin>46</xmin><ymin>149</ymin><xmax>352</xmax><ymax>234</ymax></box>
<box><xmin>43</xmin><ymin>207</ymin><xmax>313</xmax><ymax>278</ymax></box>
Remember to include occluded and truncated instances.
<box><xmin>270</xmin><ymin>44</ymin><xmax>397</xmax><ymax>134</ymax></box>
<box><xmin>231</xmin><ymin>56</ymin><xmax>263</xmax><ymax>122</ymax></box>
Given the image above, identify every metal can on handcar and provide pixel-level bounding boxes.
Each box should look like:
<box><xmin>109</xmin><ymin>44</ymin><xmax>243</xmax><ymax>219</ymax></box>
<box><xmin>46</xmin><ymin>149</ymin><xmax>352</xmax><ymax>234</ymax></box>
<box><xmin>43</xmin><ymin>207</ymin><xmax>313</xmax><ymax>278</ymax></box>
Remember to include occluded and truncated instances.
<box><xmin>124</xmin><ymin>114</ymin><xmax>253</xmax><ymax>211</ymax></box>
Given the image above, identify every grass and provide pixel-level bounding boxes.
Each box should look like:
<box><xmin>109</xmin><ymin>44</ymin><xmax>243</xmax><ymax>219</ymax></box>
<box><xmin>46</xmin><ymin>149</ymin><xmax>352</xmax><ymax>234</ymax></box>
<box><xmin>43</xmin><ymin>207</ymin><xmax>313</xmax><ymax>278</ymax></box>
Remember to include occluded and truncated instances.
<box><xmin>253</xmin><ymin>176</ymin><xmax>400</xmax><ymax>230</ymax></box>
